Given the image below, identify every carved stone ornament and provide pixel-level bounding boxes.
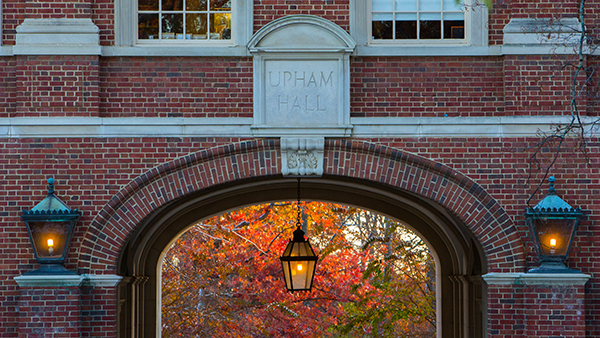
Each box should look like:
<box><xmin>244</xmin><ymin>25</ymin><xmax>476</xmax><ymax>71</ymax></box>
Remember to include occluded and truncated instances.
<box><xmin>280</xmin><ymin>138</ymin><xmax>324</xmax><ymax>176</ymax></box>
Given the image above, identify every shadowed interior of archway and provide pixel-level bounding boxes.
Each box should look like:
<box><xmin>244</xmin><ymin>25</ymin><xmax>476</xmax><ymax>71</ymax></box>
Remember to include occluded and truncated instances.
<box><xmin>160</xmin><ymin>202</ymin><xmax>437</xmax><ymax>337</ymax></box>
<box><xmin>116</xmin><ymin>176</ymin><xmax>488</xmax><ymax>338</ymax></box>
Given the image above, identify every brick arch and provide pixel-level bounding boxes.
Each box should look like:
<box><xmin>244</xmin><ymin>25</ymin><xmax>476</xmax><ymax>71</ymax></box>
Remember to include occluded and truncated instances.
<box><xmin>325</xmin><ymin>139</ymin><xmax>526</xmax><ymax>273</ymax></box>
<box><xmin>78</xmin><ymin>139</ymin><xmax>525</xmax><ymax>274</ymax></box>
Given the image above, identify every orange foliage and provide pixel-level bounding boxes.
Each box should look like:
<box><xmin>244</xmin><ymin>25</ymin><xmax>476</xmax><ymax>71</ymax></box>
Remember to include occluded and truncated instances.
<box><xmin>162</xmin><ymin>202</ymin><xmax>435</xmax><ymax>337</ymax></box>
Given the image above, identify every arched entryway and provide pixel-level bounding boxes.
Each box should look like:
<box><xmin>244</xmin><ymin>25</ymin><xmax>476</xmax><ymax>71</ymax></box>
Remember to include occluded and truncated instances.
<box><xmin>78</xmin><ymin>139</ymin><xmax>526</xmax><ymax>337</ymax></box>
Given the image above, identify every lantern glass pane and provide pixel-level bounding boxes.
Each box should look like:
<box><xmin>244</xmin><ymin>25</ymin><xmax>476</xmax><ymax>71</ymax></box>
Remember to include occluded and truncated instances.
<box><xmin>305</xmin><ymin>260</ymin><xmax>316</xmax><ymax>289</ymax></box>
<box><xmin>282</xmin><ymin>241</ymin><xmax>293</xmax><ymax>256</ymax></box>
<box><xmin>533</xmin><ymin>217</ymin><xmax>577</xmax><ymax>256</ymax></box>
<box><xmin>28</xmin><ymin>221</ymin><xmax>70</xmax><ymax>259</ymax></box>
<box><xmin>291</xmin><ymin>261</ymin><xmax>309</xmax><ymax>289</ymax></box>
<box><xmin>291</xmin><ymin>241</ymin><xmax>316</xmax><ymax>257</ymax></box>
<box><xmin>281</xmin><ymin>261</ymin><xmax>292</xmax><ymax>289</ymax></box>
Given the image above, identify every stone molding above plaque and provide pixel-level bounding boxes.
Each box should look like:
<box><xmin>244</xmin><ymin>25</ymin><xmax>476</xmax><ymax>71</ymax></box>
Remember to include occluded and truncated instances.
<box><xmin>248</xmin><ymin>15</ymin><xmax>356</xmax><ymax>138</ymax></box>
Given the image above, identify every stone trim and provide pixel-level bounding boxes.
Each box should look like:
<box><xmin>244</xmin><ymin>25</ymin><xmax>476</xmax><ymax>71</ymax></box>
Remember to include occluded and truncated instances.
<box><xmin>14</xmin><ymin>19</ymin><xmax>101</xmax><ymax>55</ymax></box>
<box><xmin>280</xmin><ymin>138</ymin><xmax>325</xmax><ymax>176</ymax></box>
<box><xmin>14</xmin><ymin>274</ymin><xmax>85</xmax><ymax>287</ymax></box>
<box><xmin>82</xmin><ymin>274</ymin><xmax>123</xmax><ymax>287</ymax></box>
<box><xmin>248</xmin><ymin>15</ymin><xmax>356</xmax><ymax>53</ymax></box>
<box><xmin>482</xmin><ymin>272</ymin><xmax>591</xmax><ymax>285</ymax></box>
<box><xmin>502</xmin><ymin>18</ymin><xmax>582</xmax><ymax>55</ymax></box>
<box><xmin>0</xmin><ymin>116</ymin><xmax>589</xmax><ymax>138</ymax></box>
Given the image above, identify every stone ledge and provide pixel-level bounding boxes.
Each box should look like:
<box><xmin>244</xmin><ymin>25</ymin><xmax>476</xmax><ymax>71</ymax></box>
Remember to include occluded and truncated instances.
<box><xmin>482</xmin><ymin>272</ymin><xmax>591</xmax><ymax>286</ymax></box>
<box><xmin>503</xmin><ymin>18</ymin><xmax>582</xmax><ymax>53</ymax></box>
<box><xmin>82</xmin><ymin>274</ymin><xmax>123</xmax><ymax>287</ymax></box>
<box><xmin>0</xmin><ymin>115</ymin><xmax>594</xmax><ymax>138</ymax></box>
<box><xmin>14</xmin><ymin>274</ymin><xmax>85</xmax><ymax>287</ymax></box>
<box><xmin>14</xmin><ymin>18</ymin><xmax>101</xmax><ymax>55</ymax></box>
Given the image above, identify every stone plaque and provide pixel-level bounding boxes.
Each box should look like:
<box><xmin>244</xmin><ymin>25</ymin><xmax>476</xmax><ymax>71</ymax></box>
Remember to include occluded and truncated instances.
<box><xmin>248</xmin><ymin>15</ymin><xmax>356</xmax><ymax>137</ymax></box>
<box><xmin>264</xmin><ymin>60</ymin><xmax>338</xmax><ymax>126</ymax></box>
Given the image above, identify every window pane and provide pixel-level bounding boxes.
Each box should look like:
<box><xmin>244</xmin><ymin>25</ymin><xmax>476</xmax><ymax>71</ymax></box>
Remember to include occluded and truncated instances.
<box><xmin>420</xmin><ymin>0</ymin><xmax>441</xmax><ymax>11</ymax></box>
<box><xmin>396</xmin><ymin>13</ymin><xmax>416</xmax><ymax>39</ymax></box>
<box><xmin>162</xmin><ymin>14</ymin><xmax>183</xmax><ymax>39</ymax></box>
<box><xmin>187</xmin><ymin>0</ymin><xmax>207</xmax><ymax>11</ymax></box>
<box><xmin>139</xmin><ymin>0</ymin><xmax>158</xmax><ymax>11</ymax></box>
<box><xmin>444</xmin><ymin>20</ymin><xmax>464</xmax><ymax>39</ymax></box>
<box><xmin>210</xmin><ymin>13</ymin><xmax>231</xmax><ymax>39</ymax></box>
<box><xmin>396</xmin><ymin>21</ymin><xmax>417</xmax><ymax>39</ymax></box>
<box><xmin>444</xmin><ymin>12</ymin><xmax>464</xmax><ymax>20</ymax></box>
<box><xmin>372</xmin><ymin>20</ymin><xmax>393</xmax><ymax>39</ymax></box>
<box><xmin>372</xmin><ymin>0</ymin><xmax>393</xmax><ymax>11</ymax></box>
<box><xmin>162</xmin><ymin>0</ymin><xmax>183</xmax><ymax>11</ymax></box>
<box><xmin>210</xmin><ymin>0</ymin><xmax>231</xmax><ymax>11</ymax></box>
<box><xmin>443</xmin><ymin>0</ymin><xmax>464</xmax><ymax>11</ymax></box>
<box><xmin>420</xmin><ymin>12</ymin><xmax>441</xmax><ymax>39</ymax></box>
<box><xmin>139</xmin><ymin>14</ymin><xmax>159</xmax><ymax>39</ymax></box>
<box><xmin>395</xmin><ymin>0</ymin><xmax>417</xmax><ymax>11</ymax></box>
<box><xmin>186</xmin><ymin>13</ymin><xmax>208</xmax><ymax>39</ymax></box>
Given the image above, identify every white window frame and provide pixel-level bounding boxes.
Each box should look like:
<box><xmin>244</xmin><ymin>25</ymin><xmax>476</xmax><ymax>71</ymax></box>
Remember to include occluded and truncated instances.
<box><xmin>113</xmin><ymin>0</ymin><xmax>252</xmax><ymax>56</ymax></box>
<box><xmin>350</xmin><ymin>0</ymin><xmax>489</xmax><ymax>56</ymax></box>
<box><xmin>369</xmin><ymin>0</ymin><xmax>469</xmax><ymax>45</ymax></box>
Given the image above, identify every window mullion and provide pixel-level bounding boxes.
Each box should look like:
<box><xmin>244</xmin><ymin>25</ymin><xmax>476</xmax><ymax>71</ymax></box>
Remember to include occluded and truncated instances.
<box><xmin>416</xmin><ymin>0</ymin><xmax>420</xmax><ymax>40</ymax></box>
<box><xmin>158</xmin><ymin>0</ymin><xmax>163</xmax><ymax>39</ymax></box>
<box><xmin>392</xmin><ymin>0</ymin><xmax>396</xmax><ymax>40</ymax></box>
<box><xmin>183</xmin><ymin>0</ymin><xmax>187</xmax><ymax>37</ymax></box>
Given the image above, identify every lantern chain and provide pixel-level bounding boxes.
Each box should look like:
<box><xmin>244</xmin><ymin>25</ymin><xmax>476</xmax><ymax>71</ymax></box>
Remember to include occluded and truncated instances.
<box><xmin>296</xmin><ymin>177</ymin><xmax>302</xmax><ymax>228</ymax></box>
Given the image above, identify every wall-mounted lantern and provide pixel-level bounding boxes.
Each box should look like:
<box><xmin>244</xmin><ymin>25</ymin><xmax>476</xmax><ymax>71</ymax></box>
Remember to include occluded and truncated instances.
<box><xmin>21</xmin><ymin>178</ymin><xmax>80</xmax><ymax>275</ymax></box>
<box><xmin>280</xmin><ymin>178</ymin><xmax>319</xmax><ymax>292</ymax></box>
<box><xmin>525</xmin><ymin>176</ymin><xmax>582</xmax><ymax>273</ymax></box>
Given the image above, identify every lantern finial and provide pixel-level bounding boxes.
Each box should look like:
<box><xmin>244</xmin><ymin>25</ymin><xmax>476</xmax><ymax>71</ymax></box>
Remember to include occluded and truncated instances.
<box><xmin>47</xmin><ymin>177</ymin><xmax>55</xmax><ymax>195</ymax></box>
<box><xmin>548</xmin><ymin>176</ymin><xmax>555</xmax><ymax>194</ymax></box>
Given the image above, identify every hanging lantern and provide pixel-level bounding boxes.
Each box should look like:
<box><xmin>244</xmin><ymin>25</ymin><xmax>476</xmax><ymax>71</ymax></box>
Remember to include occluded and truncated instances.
<box><xmin>280</xmin><ymin>178</ymin><xmax>319</xmax><ymax>292</ymax></box>
<box><xmin>21</xmin><ymin>178</ymin><xmax>81</xmax><ymax>275</ymax></box>
<box><xmin>525</xmin><ymin>176</ymin><xmax>582</xmax><ymax>273</ymax></box>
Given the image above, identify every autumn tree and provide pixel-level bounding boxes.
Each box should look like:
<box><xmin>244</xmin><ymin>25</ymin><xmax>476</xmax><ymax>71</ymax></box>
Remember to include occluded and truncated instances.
<box><xmin>161</xmin><ymin>202</ymin><xmax>436</xmax><ymax>337</ymax></box>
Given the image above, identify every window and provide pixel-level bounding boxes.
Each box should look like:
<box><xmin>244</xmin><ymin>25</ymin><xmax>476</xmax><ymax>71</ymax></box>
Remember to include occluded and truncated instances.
<box><xmin>138</xmin><ymin>0</ymin><xmax>232</xmax><ymax>41</ymax></box>
<box><xmin>371</xmin><ymin>0</ymin><xmax>466</xmax><ymax>42</ymax></box>
<box><xmin>114</xmin><ymin>0</ymin><xmax>251</xmax><ymax>55</ymax></box>
<box><xmin>350</xmin><ymin>0</ymin><xmax>487</xmax><ymax>54</ymax></box>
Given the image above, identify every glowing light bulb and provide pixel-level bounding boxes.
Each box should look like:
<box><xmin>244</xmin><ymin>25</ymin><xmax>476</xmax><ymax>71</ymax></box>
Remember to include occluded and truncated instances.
<box><xmin>550</xmin><ymin>238</ymin><xmax>556</xmax><ymax>254</ymax></box>
<box><xmin>297</xmin><ymin>264</ymin><xmax>303</xmax><ymax>271</ymax></box>
<box><xmin>48</xmin><ymin>239</ymin><xmax>54</xmax><ymax>255</ymax></box>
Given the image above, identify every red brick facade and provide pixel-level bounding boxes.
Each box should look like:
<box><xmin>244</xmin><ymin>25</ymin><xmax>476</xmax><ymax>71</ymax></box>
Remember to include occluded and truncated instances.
<box><xmin>1</xmin><ymin>0</ymin><xmax>600</xmax><ymax>337</ymax></box>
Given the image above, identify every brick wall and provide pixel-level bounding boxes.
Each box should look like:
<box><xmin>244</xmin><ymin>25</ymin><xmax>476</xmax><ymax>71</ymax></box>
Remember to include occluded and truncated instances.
<box><xmin>99</xmin><ymin>57</ymin><xmax>253</xmax><ymax>118</ymax></box>
<box><xmin>504</xmin><ymin>55</ymin><xmax>585</xmax><ymax>117</ymax></box>
<box><xmin>15</xmin><ymin>56</ymin><xmax>99</xmax><ymax>117</ymax></box>
<box><xmin>1</xmin><ymin>134</ymin><xmax>600</xmax><ymax>335</ymax></box>
<box><xmin>0</xmin><ymin>57</ymin><xmax>17</xmax><ymax>118</ymax></box>
<box><xmin>92</xmin><ymin>0</ymin><xmax>114</xmax><ymax>46</ymax></box>
<box><xmin>488</xmin><ymin>283</ymin><xmax>587</xmax><ymax>338</ymax></box>
<box><xmin>80</xmin><ymin>285</ymin><xmax>118</xmax><ymax>337</ymax></box>
<box><xmin>1</xmin><ymin>0</ymin><xmax>600</xmax><ymax>336</ymax></box>
<box><xmin>350</xmin><ymin>56</ymin><xmax>505</xmax><ymax>117</ymax></box>
<box><xmin>253</xmin><ymin>0</ymin><xmax>350</xmax><ymax>32</ymax></box>
<box><xmin>17</xmin><ymin>287</ymin><xmax>82</xmax><ymax>338</ymax></box>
